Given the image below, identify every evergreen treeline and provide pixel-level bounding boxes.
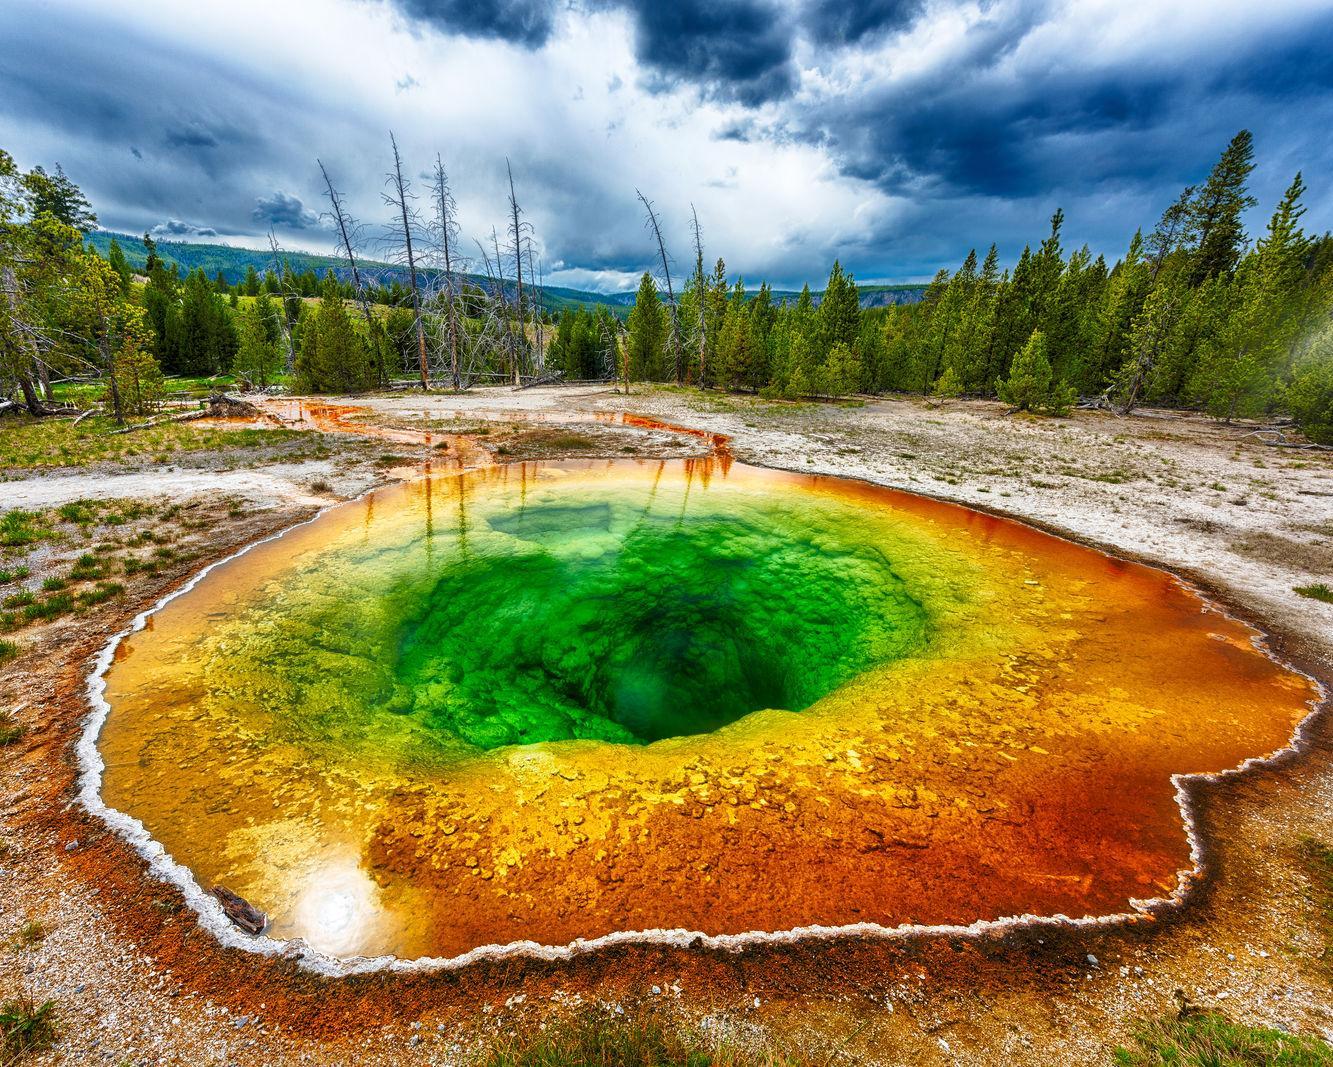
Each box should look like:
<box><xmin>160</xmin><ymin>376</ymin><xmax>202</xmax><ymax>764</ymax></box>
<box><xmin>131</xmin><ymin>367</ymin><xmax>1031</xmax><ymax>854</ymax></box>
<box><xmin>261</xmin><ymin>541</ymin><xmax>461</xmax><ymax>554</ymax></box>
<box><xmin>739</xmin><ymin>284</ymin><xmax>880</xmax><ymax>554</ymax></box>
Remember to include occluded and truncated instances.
<box><xmin>606</xmin><ymin>130</ymin><xmax>1333</xmax><ymax>439</ymax></box>
<box><xmin>3</xmin><ymin>132</ymin><xmax>1332</xmax><ymax>441</ymax></box>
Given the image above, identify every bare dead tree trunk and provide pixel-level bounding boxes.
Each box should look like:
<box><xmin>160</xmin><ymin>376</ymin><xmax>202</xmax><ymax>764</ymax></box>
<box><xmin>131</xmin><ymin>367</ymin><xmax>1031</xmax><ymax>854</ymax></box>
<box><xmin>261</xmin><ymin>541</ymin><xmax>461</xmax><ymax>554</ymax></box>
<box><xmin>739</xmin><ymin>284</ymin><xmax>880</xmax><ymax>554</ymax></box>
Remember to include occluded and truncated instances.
<box><xmin>2</xmin><ymin>263</ymin><xmax>46</xmax><ymax>416</ymax></box>
<box><xmin>317</xmin><ymin>158</ymin><xmax>378</xmax><ymax>340</ymax></box>
<box><xmin>690</xmin><ymin>204</ymin><xmax>706</xmax><ymax>386</ymax></box>
<box><xmin>506</xmin><ymin>160</ymin><xmax>526</xmax><ymax>386</ymax></box>
<box><xmin>266</xmin><ymin>229</ymin><xmax>296</xmax><ymax>373</ymax></box>
<box><xmin>486</xmin><ymin>226</ymin><xmax>518</xmax><ymax>383</ymax></box>
<box><xmin>432</xmin><ymin>155</ymin><xmax>462</xmax><ymax>391</ymax></box>
<box><xmin>36</xmin><ymin>361</ymin><xmax>54</xmax><ymax>402</ymax></box>
<box><xmin>526</xmin><ymin>235</ymin><xmax>546</xmax><ymax>370</ymax></box>
<box><xmin>637</xmin><ymin>189</ymin><xmax>683</xmax><ymax>383</ymax></box>
<box><xmin>386</xmin><ymin>133</ymin><xmax>429</xmax><ymax>390</ymax></box>
<box><xmin>15</xmin><ymin>372</ymin><xmax>42</xmax><ymax>415</ymax></box>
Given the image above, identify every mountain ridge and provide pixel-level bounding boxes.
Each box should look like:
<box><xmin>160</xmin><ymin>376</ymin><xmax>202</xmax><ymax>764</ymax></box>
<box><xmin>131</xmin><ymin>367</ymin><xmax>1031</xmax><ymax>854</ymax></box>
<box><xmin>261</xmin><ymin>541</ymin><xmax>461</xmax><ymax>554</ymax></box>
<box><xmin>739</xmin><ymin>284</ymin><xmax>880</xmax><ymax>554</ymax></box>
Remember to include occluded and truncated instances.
<box><xmin>86</xmin><ymin>231</ymin><xmax>927</xmax><ymax>313</ymax></box>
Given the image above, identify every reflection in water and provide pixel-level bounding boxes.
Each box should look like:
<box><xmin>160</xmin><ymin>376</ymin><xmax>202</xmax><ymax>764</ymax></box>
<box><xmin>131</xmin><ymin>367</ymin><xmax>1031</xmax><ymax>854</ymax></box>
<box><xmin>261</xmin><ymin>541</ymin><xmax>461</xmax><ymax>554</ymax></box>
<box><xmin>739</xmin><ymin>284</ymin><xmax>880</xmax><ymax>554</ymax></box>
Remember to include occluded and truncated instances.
<box><xmin>292</xmin><ymin>853</ymin><xmax>383</xmax><ymax>957</ymax></box>
<box><xmin>96</xmin><ymin>458</ymin><xmax>1318</xmax><ymax>961</ymax></box>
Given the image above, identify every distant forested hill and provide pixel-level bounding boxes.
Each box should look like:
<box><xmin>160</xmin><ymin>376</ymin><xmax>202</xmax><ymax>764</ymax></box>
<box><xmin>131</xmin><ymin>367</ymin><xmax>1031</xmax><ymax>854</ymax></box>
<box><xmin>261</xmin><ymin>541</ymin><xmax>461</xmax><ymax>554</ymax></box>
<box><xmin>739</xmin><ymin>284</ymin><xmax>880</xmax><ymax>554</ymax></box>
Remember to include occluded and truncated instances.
<box><xmin>86</xmin><ymin>231</ymin><xmax>926</xmax><ymax>314</ymax></box>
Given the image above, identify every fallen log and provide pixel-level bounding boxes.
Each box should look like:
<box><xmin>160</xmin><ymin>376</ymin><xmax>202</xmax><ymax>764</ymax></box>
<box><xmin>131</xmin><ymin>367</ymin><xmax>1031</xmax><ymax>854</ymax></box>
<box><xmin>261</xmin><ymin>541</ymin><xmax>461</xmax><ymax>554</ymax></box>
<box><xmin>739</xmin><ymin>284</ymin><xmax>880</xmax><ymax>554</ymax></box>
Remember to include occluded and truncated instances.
<box><xmin>108</xmin><ymin>408</ymin><xmax>209</xmax><ymax>435</ymax></box>
<box><xmin>210</xmin><ymin>885</ymin><xmax>267</xmax><ymax>935</ymax></box>
<box><xmin>208</xmin><ymin>391</ymin><xmax>265</xmax><ymax>416</ymax></box>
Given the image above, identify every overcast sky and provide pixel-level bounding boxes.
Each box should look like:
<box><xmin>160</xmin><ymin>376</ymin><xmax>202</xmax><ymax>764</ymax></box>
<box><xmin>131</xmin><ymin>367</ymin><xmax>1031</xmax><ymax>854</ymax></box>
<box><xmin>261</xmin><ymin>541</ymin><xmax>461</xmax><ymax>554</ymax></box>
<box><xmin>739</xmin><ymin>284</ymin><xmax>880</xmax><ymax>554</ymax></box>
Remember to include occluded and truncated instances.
<box><xmin>4</xmin><ymin>0</ymin><xmax>1332</xmax><ymax>291</ymax></box>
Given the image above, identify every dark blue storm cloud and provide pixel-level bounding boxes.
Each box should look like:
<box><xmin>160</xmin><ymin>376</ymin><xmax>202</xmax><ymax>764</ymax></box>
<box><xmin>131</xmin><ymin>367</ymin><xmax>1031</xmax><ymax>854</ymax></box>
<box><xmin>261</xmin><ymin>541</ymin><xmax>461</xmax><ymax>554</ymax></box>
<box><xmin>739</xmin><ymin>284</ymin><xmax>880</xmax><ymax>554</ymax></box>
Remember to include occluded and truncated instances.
<box><xmin>624</xmin><ymin>0</ymin><xmax>797</xmax><ymax>105</ymax></box>
<box><xmin>390</xmin><ymin>0</ymin><xmax>799</xmax><ymax>103</ymax></box>
<box><xmin>389</xmin><ymin>0</ymin><xmax>557</xmax><ymax>47</ymax></box>
<box><xmin>252</xmin><ymin>192</ymin><xmax>320</xmax><ymax>230</ymax></box>
<box><xmin>2</xmin><ymin>0</ymin><xmax>1331</xmax><ymax>287</ymax></box>
<box><xmin>801</xmin><ymin>0</ymin><xmax>923</xmax><ymax>46</ymax></box>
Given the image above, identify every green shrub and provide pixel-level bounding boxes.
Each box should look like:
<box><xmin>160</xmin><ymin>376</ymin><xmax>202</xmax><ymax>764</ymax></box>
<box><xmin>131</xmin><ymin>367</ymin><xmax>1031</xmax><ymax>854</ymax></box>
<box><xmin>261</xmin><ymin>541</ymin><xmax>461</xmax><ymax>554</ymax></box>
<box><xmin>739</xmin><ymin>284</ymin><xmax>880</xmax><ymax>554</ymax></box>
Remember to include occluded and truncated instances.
<box><xmin>1289</xmin><ymin>352</ymin><xmax>1333</xmax><ymax>445</ymax></box>
<box><xmin>998</xmin><ymin>331</ymin><xmax>1076</xmax><ymax>415</ymax></box>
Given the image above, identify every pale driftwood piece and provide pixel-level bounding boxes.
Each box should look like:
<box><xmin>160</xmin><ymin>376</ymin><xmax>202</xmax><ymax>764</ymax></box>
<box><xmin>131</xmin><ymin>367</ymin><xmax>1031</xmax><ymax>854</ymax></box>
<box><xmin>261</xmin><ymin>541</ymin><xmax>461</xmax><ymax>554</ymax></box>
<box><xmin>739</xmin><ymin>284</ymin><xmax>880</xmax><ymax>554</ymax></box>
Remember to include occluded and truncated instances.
<box><xmin>109</xmin><ymin>409</ymin><xmax>210</xmax><ymax>435</ymax></box>
<box><xmin>210</xmin><ymin>885</ymin><xmax>267</xmax><ymax>935</ymax></box>
<box><xmin>71</xmin><ymin>407</ymin><xmax>98</xmax><ymax>426</ymax></box>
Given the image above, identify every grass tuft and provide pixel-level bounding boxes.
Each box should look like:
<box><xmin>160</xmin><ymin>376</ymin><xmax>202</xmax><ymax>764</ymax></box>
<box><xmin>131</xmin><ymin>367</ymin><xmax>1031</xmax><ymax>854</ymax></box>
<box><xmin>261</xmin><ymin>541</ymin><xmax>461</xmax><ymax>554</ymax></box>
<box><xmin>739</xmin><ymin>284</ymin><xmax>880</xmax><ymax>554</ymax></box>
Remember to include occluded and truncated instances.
<box><xmin>0</xmin><ymin>998</ymin><xmax>57</xmax><ymax>1061</ymax></box>
<box><xmin>0</xmin><ymin>711</ymin><xmax>22</xmax><ymax>746</ymax></box>
<box><xmin>55</xmin><ymin>500</ymin><xmax>98</xmax><ymax>525</ymax></box>
<box><xmin>1114</xmin><ymin>1004</ymin><xmax>1333</xmax><ymax>1065</ymax></box>
<box><xmin>1295</xmin><ymin>583</ymin><xmax>1333</xmax><ymax>604</ymax></box>
<box><xmin>12</xmin><ymin>921</ymin><xmax>46</xmax><ymax>949</ymax></box>
<box><xmin>473</xmin><ymin>1013</ymin><xmax>800</xmax><ymax>1066</ymax></box>
<box><xmin>0</xmin><ymin>639</ymin><xmax>18</xmax><ymax>662</ymax></box>
<box><xmin>75</xmin><ymin>582</ymin><xmax>124</xmax><ymax>610</ymax></box>
<box><xmin>0</xmin><ymin>511</ymin><xmax>54</xmax><ymax>548</ymax></box>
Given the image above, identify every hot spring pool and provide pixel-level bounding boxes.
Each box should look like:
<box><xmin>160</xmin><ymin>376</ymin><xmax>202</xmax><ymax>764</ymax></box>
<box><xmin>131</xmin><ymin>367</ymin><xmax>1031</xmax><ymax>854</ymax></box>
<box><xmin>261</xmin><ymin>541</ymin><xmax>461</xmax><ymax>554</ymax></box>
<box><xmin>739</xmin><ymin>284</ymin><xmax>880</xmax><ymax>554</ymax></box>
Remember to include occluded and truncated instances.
<box><xmin>90</xmin><ymin>458</ymin><xmax>1317</xmax><ymax>963</ymax></box>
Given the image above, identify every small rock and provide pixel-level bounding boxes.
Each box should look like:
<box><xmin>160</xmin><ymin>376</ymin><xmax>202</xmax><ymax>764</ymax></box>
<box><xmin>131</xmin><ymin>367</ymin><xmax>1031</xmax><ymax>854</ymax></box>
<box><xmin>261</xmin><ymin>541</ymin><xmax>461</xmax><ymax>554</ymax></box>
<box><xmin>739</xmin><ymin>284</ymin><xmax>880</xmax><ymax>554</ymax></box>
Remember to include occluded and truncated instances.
<box><xmin>1087</xmin><ymin>954</ymin><xmax>1099</xmax><ymax>967</ymax></box>
<box><xmin>65</xmin><ymin>841</ymin><xmax>79</xmax><ymax>851</ymax></box>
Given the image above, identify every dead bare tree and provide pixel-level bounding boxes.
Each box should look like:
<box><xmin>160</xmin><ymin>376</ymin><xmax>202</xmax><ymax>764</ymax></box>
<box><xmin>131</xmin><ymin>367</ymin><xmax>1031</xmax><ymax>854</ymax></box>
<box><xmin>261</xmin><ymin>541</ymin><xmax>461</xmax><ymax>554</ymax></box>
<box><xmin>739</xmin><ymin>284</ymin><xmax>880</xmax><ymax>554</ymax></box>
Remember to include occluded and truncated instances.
<box><xmin>265</xmin><ymin>229</ymin><xmax>296</xmax><ymax>373</ymax></box>
<box><xmin>636</xmin><ymin>188</ymin><xmax>683</xmax><ymax>383</ymax></box>
<box><xmin>317</xmin><ymin>159</ymin><xmax>376</xmax><ymax>334</ymax></box>
<box><xmin>385</xmin><ymin>132</ymin><xmax>429</xmax><ymax>390</ymax></box>
<box><xmin>690</xmin><ymin>203</ymin><xmax>706</xmax><ymax>386</ymax></box>
<box><xmin>526</xmin><ymin>235</ymin><xmax>546</xmax><ymax>370</ymax></box>
<box><xmin>505</xmin><ymin>160</ymin><xmax>531</xmax><ymax>386</ymax></box>
<box><xmin>431</xmin><ymin>155</ymin><xmax>462</xmax><ymax>390</ymax></box>
<box><xmin>456</xmin><ymin>230</ymin><xmax>520</xmax><ymax>383</ymax></box>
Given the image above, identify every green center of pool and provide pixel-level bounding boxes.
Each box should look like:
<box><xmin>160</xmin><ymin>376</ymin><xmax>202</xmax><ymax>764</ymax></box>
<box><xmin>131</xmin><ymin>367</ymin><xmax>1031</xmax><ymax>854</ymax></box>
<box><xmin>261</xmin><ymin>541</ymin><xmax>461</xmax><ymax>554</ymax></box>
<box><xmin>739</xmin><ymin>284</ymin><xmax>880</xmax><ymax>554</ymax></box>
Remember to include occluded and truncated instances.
<box><xmin>397</xmin><ymin>502</ymin><xmax>927</xmax><ymax>747</ymax></box>
<box><xmin>200</xmin><ymin>469</ymin><xmax>936</xmax><ymax>757</ymax></box>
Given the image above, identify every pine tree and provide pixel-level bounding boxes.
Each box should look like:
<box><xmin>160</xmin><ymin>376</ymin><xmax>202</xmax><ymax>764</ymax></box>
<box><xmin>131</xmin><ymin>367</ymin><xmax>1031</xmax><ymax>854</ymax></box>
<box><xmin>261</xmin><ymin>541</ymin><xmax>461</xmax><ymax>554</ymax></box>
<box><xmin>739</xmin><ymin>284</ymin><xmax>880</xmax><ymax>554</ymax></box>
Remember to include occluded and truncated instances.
<box><xmin>1188</xmin><ymin>173</ymin><xmax>1310</xmax><ymax>421</ymax></box>
<box><xmin>626</xmin><ymin>271</ymin><xmax>665</xmax><ymax>381</ymax></box>
<box><xmin>105</xmin><ymin>238</ymin><xmax>132</xmax><ymax>296</ymax></box>
<box><xmin>235</xmin><ymin>299</ymin><xmax>281</xmax><ymax>387</ymax></box>
<box><xmin>816</xmin><ymin>261</ymin><xmax>860</xmax><ymax>355</ymax></box>
<box><xmin>293</xmin><ymin>274</ymin><xmax>373</xmax><ymax>393</ymax></box>
<box><xmin>998</xmin><ymin>330</ymin><xmax>1074</xmax><ymax>415</ymax></box>
<box><xmin>1114</xmin><ymin>278</ymin><xmax>1184</xmax><ymax>414</ymax></box>
<box><xmin>1088</xmin><ymin>231</ymin><xmax>1150</xmax><ymax>391</ymax></box>
<box><xmin>933</xmin><ymin>365</ymin><xmax>963</xmax><ymax>398</ymax></box>
<box><xmin>714</xmin><ymin>280</ymin><xmax>757</xmax><ymax>391</ymax></box>
<box><xmin>1188</xmin><ymin>130</ymin><xmax>1257</xmax><ymax>285</ymax></box>
<box><xmin>819</xmin><ymin>342</ymin><xmax>863</xmax><ymax>398</ymax></box>
<box><xmin>1289</xmin><ymin>321</ymin><xmax>1333</xmax><ymax>443</ymax></box>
